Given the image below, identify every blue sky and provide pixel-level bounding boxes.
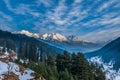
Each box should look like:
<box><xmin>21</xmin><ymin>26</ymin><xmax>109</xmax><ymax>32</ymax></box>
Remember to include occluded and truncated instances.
<box><xmin>0</xmin><ymin>0</ymin><xmax>120</xmax><ymax>42</ymax></box>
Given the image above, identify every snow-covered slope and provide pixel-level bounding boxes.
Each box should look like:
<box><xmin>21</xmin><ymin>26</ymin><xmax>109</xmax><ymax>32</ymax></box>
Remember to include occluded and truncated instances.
<box><xmin>89</xmin><ymin>56</ymin><xmax>120</xmax><ymax>80</ymax></box>
<box><xmin>85</xmin><ymin>37</ymin><xmax>120</xmax><ymax>69</ymax></box>
<box><xmin>0</xmin><ymin>61</ymin><xmax>35</xmax><ymax>80</ymax></box>
<box><xmin>14</xmin><ymin>30</ymin><xmax>40</xmax><ymax>38</ymax></box>
<box><xmin>0</xmin><ymin>47</ymin><xmax>44</xmax><ymax>80</ymax></box>
<box><xmin>85</xmin><ymin>37</ymin><xmax>120</xmax><ymax>80</ymax></box>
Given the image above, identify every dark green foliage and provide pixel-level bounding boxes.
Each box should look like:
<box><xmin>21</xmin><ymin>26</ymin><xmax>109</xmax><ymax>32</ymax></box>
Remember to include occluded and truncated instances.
<box><xmin>59</xmin><ymin>69</ymin><xmax>74</xmax><ymax>80</ymax></box>
<box><xmin>18</xmin><ymin>51</ymin><xmax>105</xmax><ymax>80</ymax></box>
<box><xmin>46</xmin><ymin>54</ymin><xmax>55</xmax><ymax>66</ymax></box>
<box><xmin>29</xmin><ymin>43</ymin><xmax>37</xmax><ymax>61</ymax></box>
<box><xmin>71</xmin><ymin>52</ymin><xmax>90</xmax><ymax>80</ymax></box>
<box><xmin>56</xmin><ymin>54</ymin><xmax>65</xmax><ymax>72</ymax></box>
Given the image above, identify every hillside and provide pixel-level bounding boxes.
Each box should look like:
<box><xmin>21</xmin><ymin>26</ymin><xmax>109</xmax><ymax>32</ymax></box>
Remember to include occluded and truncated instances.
<box><xmin>84</xmin><ymin>37</ymin><xmax>120</xmax><ymax>80</ymax></box>
<box><xmin>0</xmin><ymin>30</ymin><xmax>64</xmax><ymax>61</ymax></box>
<box><xmin>85</xmin><ymin>37</ymin><xmax>120</xmax><ymax>70</ymax></box>
<box><xmin>0</xmin><ymin>47</ymin><xmax>44</xmax><ymax>80</ymax></box>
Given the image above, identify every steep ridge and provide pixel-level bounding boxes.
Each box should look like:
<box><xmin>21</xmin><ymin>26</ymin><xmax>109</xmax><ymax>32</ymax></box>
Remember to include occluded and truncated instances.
<box><xmin>84</xmin><ymin>37</ymin><xmax>120</xmax><ymax>80</ymax></box>
<box><xmin>85</xmin><ymin>37</ymin><xmax>120</xmax><ymax>70</ymax></box>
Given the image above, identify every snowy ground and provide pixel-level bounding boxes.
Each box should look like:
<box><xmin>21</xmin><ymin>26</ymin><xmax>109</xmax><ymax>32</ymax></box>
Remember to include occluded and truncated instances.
<box><xmin>0</xmin><ymin>47</ymin><xmax>36</xmax><ymax>80</ymax></box>
<box><xmin>89</xmin><ymin>56</ymin><xmax>120</xmax><ymax>80</ymax></box>
<box><xmin>0</xmin><ymin>61</ymin><xmax>34</xmax><ymax>80</ymax></box>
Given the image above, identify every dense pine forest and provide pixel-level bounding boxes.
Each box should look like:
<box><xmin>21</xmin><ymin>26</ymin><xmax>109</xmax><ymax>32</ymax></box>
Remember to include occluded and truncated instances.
<box><xmin>17</xmin><ymin>51</ymin><xmax>105</xmax><ymax>80</ymax></box>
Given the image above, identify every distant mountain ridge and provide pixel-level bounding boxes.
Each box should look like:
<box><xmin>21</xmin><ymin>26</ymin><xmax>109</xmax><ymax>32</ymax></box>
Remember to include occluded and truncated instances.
<box><xmin>14</xmin><ymin>30</ymin><xmax>102</xmax><ymax>52</ymax></box>
<box><xmin>0</xmin><ymin>29</ymin><xmax>64</xmax><ymax>60</ymax></box>
<box><xmin>14</xmin><ymin>30</ymin><xmax>90</xmax><ymax>42</ymax></box>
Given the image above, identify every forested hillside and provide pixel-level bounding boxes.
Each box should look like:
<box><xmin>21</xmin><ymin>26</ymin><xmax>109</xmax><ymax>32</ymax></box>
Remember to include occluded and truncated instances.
<box><xmin>0</xmin><ymin>30</ymin><xmax>64</xmax><ymax>62</ymax></box>
<box><xmin>19</xmin><ymin>51</ymin><xmax>105</xmax><ymax>80</ymax></box>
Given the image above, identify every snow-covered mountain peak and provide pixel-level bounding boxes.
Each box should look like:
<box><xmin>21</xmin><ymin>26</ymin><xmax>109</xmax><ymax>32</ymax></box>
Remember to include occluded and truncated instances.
<box><xmin>41</xmin><ymin>33</ymin><xmax>67</xmax><ymax>41</ymax></box>
<box><xmin>67</xmin><ymin>35</ymin><xmax>90</xmax><ymax>43</ymax></box>
<box><xmin>14</xmin><ymin>30</ymin><xmax>40</xmax><ymax>38</ymax></box>
<box><xmin>14</xmin><ymin>30</ymin><xmax>93</xmax><ymax>43</ymax></box>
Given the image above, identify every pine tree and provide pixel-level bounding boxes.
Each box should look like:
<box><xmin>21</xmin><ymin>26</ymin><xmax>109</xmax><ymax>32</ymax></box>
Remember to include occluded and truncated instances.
<box><xmin>24</xmin><ymin>43</ymin><xmax>29</xmax><ymax>59</ymax></box>
<box><xmin>18</xmin><ymin>41</ymin><xmax>24</xmax><ymax>58</ymax></box>
<box><xmin>29</xmin><ymin>43</ymin><xmax>37</xmax><ymax>61</ymax></box>
<box><xmin>95</xmin><ymin>67</ymin><xmax>105</xmax><ymax>80</ymax></box>
<box><xmin>46</xmin><ymin>54</ymin><xmax>55</xmax><ymax>67</ymax></box>
<box><xmin>56</xmin><ymin>54</ymin><xmax>65</xmax><ymax>72</ymax></box>
<box><xmin>63</xmin><ymin>51</ymin><xmax>71</xmax><ymax>71</ymax></box>
<box><xmin>59</xmin><ymin>69</ymin><xmax>74</xmax><ymax>80</ymax></box>
<box><xmin>71</xmin><ymin>52</ymin><xmax>91</xmax><ymax>80</ymax></box>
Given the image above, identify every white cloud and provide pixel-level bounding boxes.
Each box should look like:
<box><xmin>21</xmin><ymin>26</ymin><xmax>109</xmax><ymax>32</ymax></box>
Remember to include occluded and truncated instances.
<box><xmin>4</xmin><ymin>0</ymin><xmax>41</xmax><ymax>17</ymax></box>
<box><xmin>36</xmin><ymin>0</ymin><xmax>53</xmax><ymax>7</ymax></box>
<box><xmin>97</xmin><ymin>0</ymin><xmax>117</xmax><ymax>12</ymax></box>
<box><xmin>0</xmin><ymin>12</ymin><xmax>13</xmax><ymax>21</ymax></box>
<box><xmin>4</xmin><ymin>0</ymin><xmax>26</xmax><ymax>15</ymax></box>
<box><xmin>46</xmin><ymin>0</ymin><xmax>68</xmax><ymax>25</ymax></box>
<box><xmin>0</xmin><ymin>19</ymin><xmax>12</xmax><ymax>31</ymax></box>
<box><xmin>80</xmin><ymin>27</ymin><xmax>120</xmax><ymax>43</ymax></box>
<box><xmin>74</xmin><ymin>0</ymin><xmax>82</xmax><ymax>3</ymax></box>
<box><xmin>100</xmin><ymin>17</ymin><xmax>120</xmax><ymax>25</ymax></box>
<box><xmin>82</xmin><ymin>11</ymin><xmax>120</xmax><ymax>29</ymax></box>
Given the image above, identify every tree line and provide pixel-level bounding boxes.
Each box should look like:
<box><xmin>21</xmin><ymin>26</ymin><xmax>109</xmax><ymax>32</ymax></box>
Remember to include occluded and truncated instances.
<box><xmin>18</xmin><ymin>51</ymin><xmax>105</xmax><ymax>80</ymax></box>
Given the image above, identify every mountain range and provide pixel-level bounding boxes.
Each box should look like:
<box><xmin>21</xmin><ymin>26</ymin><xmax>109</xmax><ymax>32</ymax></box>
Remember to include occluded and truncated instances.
<box><xmin>0</xmin><ymin>30</ymin><xmax>64</xmax><ymax>59</ymax></box>
<box><xmin>14</xmin><ymin>30</ymin><xmax>103</xmax><ymax>53</ymax></box>
<box><xmin>14</xmin><ymin>30</ymin><xmax>88</xmax><ymax>42</ymax></box>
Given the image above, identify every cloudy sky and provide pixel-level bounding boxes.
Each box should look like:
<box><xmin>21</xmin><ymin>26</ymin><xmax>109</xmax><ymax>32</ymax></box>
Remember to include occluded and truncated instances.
<box><xmin>0</xmin><ymin>0</ymin><xmax>120</xmax><ymax>42</ymax></box>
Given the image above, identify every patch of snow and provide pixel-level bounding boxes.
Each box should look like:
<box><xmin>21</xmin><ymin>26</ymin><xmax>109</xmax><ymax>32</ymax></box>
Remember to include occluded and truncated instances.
<box><xmin>14</xmin><ymin>30</ymin><xmax>40</xmax><ymax>38</ymax></box>
<box><xmin>89</xmin><ymin>56</ymin><xmax>120</xmax><ymax>80</ymax></box>
<box><xmin>8</xmin><ymin>62</ymin><xmax>34</xmax><ymax>80</ymax></box>
<box><xmin>0</xmin><ymin>61</ymin><xmax>35</xmax><ymax>80</ymax></box>
<box><xmin>20</xmin><ymin>59</ymin><xmax>24</xmax><ymax>64</ymax></box>
<box><xmin>0</xmin><ymin>61</ymin><xmax>8</xmax><ymax>76</ymax></box>
<box><xmin>19</xmin><ymin>69</ymin><xmax>34</xmax><ymax>80</ymax></box>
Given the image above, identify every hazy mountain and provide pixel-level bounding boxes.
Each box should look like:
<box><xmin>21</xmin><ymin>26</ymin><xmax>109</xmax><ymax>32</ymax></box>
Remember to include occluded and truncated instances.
<box><xmin>84</xmin><ymin>37</ymin><xmax>120</xmax><ymax>80</ymax></box>
<box><xmin>15</xmin><ymin>30</ymin><xmax>102</xmax><ymax>52</ymax></box>
<box><xmin>85</xmin><ymin>37</ymin><xmax>120</xmax><ymax>70</ymax></box>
